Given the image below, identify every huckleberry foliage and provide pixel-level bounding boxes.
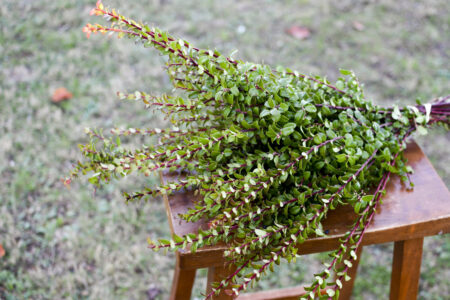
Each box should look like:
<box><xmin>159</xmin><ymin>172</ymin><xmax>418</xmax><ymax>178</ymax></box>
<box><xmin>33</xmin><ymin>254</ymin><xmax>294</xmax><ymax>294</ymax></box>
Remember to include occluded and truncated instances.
<box><xmin>69</xmin><ymin>2</ymin><xmax>450</xmax><ymax>298</ymax></box>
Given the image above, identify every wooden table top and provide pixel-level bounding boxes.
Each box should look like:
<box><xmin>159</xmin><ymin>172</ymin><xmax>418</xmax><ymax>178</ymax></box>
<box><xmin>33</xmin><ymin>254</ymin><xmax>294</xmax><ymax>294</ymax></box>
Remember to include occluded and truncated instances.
<box><xmin>160</xmin><ymin>142</ymin><xmax>450</xmax><ymax>269</ymax></box>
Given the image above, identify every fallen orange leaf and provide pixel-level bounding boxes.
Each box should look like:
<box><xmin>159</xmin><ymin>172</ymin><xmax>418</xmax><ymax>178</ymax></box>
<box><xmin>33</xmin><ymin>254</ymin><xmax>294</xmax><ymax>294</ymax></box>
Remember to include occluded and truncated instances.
<box><xmin>52</xmin><ymin>87</ymin><xmax>73</xmax><ymax>103</ymax></box>
<box><xmin>0</xmin><ymin>244</ymin><xmax>5</xmax><ymax>258</ymax></box>
<box><xmin>286</xmin><ymin>25</ymin><xmax>311</xmax><ymax>40</ymax></box>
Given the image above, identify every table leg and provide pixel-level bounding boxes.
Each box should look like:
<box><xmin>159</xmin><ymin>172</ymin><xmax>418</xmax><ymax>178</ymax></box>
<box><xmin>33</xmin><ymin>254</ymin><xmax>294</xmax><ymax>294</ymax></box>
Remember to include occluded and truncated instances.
<box><xmin>170</xmin><ymin>253</ymin><xmax>197</xmax><ymax>300</ymax></box>
<box><xmin>206</xmin><ymin>263</ymin><xmax>237</xmax><ymax>299</ymax></box>
<box><xmin>389</xmin><ymin>237</ymin><xmax>424</xmax><ymax>300</ymax></box>
<box><xmin>338</xmin><ymin>246</ymin><xmax>363</xmax><ymax>300</ymax></box>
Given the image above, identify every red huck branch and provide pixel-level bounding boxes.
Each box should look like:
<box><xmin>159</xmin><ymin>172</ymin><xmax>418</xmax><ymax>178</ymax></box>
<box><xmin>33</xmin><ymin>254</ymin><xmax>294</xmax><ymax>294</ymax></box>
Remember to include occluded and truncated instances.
<box><xmin>68</xmin><ymin>1</ymin><xmax>450</xmax><ymax>299</ymax></box>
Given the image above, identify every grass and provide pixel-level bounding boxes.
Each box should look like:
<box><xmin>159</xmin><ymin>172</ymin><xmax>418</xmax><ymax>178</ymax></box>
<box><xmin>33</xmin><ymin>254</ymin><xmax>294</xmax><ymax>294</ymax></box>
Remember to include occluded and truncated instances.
<box><xmin>1</xmin><ymin>0</ymin><xmax>449</xmax><ymax>299</ymax></box>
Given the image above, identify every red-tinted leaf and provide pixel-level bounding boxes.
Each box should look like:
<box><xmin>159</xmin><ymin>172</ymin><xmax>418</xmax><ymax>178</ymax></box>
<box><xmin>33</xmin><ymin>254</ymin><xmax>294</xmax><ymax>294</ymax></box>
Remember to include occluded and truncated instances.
<box><xmin>286</xmin><ymin>25</ymin><xmax>311</xmax><ymax>40</ymax></box>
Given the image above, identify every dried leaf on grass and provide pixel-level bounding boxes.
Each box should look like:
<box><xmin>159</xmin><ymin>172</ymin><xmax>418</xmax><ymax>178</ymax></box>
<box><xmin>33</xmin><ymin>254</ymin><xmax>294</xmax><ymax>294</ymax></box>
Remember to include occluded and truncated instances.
<box><xmin>286</xmin><ymin>25</ymin><xmax>311</xmax><ymax>40</ymax></box>
<box><xmin>51</xmin><ymin>87</ymin><xmax>73</xmax><ymax>103</ymax></box>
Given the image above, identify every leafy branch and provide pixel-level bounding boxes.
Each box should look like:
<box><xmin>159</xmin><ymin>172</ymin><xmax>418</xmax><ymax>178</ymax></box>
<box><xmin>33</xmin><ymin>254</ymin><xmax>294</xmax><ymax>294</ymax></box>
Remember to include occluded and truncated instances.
<box><xmin>68</xmin><ymin>2</ymin><xmax>450</xmax><ymax>299</ymax></box>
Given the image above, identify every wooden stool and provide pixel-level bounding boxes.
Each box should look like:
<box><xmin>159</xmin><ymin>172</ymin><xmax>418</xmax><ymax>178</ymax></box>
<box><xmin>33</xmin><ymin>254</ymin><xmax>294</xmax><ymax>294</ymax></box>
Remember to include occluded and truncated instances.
<box><xmin>160</xmin><ymin>142</ymin><xmax>450</xmax><ymax>300</ymax></box>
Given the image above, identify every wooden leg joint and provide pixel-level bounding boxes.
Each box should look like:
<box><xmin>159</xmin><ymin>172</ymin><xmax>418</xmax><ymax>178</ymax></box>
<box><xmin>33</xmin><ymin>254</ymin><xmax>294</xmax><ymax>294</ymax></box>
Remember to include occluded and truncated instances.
<box><xmin>389</xmin><ymin>237</ymin><xmax>424</xmax><ymax>300</ymax></box>
<box><xmin>206</xmin><ymin>263</ymin><xmax>237</xmax><ymax>300</ymax></box>
<box><xmin>170</xmin><ymin>253</ymin><xmax>196</xmax><ymax>300</ymax></box>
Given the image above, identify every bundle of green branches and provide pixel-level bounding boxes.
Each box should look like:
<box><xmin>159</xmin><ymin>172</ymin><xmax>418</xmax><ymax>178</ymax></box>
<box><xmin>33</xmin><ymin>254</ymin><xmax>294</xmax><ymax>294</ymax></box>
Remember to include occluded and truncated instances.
<box><xmin>69</xmin><ymin>2</ymin><xmax>450</xmax><ymax>299</ymax></box>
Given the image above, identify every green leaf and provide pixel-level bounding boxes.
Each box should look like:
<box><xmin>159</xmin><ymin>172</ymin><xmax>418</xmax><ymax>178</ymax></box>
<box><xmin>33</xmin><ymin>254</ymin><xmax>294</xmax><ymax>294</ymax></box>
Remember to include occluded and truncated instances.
<box><xmin>326</xmin><ymin>289</ymin><xmax>335</xmax><ymax>297</ymax></box>
<box><xmin>280</xmin><ymin>103</ymin><xmax>289</xmax><ymax>111</ymax></box>
<box><xmin>198</xmin><ymin>137</ymin><xmax>209</xmax><ymax>145</ymax></box>
<box><xmin>266</xmin><ymin>97</ymin><xmax>275</xmax><ymax>108</ymax></box>
<box><xmin>361</xmin><ymin>195</ymin><xmax>373</xmax><ymax>203</ymax></box>
<box><xmin>172</xmin><ymin>234</ymin><xmax>183</xmax><ymax>243</ymax></box>
<box><xmin>304</xmin><ymin>104</ymin><xmax>317</xmax><ymax>113</ymax></box>
<box><xmin>336</xmin><ymin>80</ymin><xmax>345</xmax><ymax>90</ymax></box>
<box><xmin>289</xmin><ymin>205</ymin><xmax>301</xmax><ymax>215</ymax></box>
<box><xmin>230</xmin><ymin>86</ymin><xmax>239</xmax><ymax>96</ymax></box>
<box><xmin>392</xmin><ymin>105</ymin><xmax>402</xmax><ymax>120</ymax></box>
<box><xmin>260</xmin><ymin>109</ymin><xmax>271</xmax><ymax>118</ymax></box>
<box><xmin>336</xmin><ymin>154</ymin><xmax>347</xmax><ymax>163</ymax></box>
<box><xmin>266</xmin><ymin>126</ymin><xmax>277</xmax><ymax>139</ymax></box>
<box><xmin>159</xmin><ymin>239</ymin><xmax>170</xmax><ymax>246</ymax></box>
<box><xmin>313</xmin><ymin>133</ymin><xmax>325</xmax><ymax>144</ymax></box>
<box><xmin>326</xmin><ymin>129</ymin><xmax>337</xmax><ymax>139</ymax></box>
<box><xmin>211</xmin><ymin>205</ymin><xmax>221</xmax><ymax>213</ymax></box>
<box><xmin>249</xmin><ymin>87</ymin><xmax>259</xmax><ymax>97</ymax></box>
<box><xmin>223</xmin><ymin>107</ymin><xmax>231</xmax><ymax>117</ymax></box>
<box><xmin>255</xmin><ymin>229</ymin><xmax>267</xmax><ymax>236</ymax></box>
<box><xmin>315</xmin><ymin>228</ymin><xmax>325</xmax><ymax>236</ymax></box>
<box><xmin>281</xmin><ymin>123</ymin><xmax>296</xmax><ymax>136</ymax></box>
<box><xmin>335</xmin><ymin>278</ymin><xmax>342</xmax><ymax>289</ymax></box>
<box><xmin>295</xmin><ymin>110</ymin><xmax>305</xmax><ymax>123</ymax></box>
<box><xmin>339</xmin><ymin>69</ymin><xmax>352</xmax><ymax>75</ymax></box>
<box><xmin>343</xmin><ymin>260</ymin><xmax>352</xmax><ymax>268</ymax></box>
<box><xmin>270</xmin><ymin>108</ymin><xmax>281</xmax><ymax>122</ymax></box>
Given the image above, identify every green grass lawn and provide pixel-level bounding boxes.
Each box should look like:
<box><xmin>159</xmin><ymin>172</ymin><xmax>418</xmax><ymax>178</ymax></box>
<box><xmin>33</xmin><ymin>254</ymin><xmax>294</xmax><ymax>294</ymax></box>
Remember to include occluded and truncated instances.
<box><xmin>1</xmin><ymin>0</ymin><xmax>449</xmax><ymax>299</ymax></box>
